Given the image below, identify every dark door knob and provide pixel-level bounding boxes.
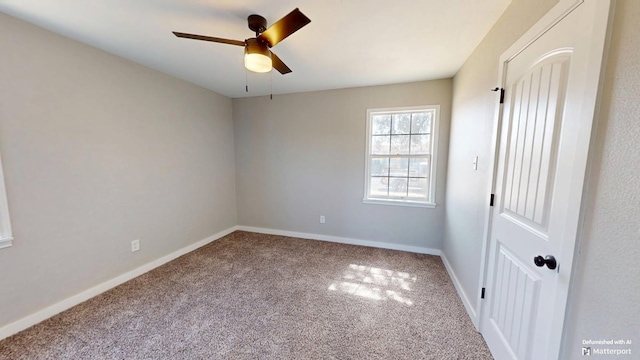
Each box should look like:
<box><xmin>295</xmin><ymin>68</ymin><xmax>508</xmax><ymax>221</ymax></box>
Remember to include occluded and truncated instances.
<box><xmin>534</xmin><ymin>255</ymin><xmax>557</xmax><ymax>270</ymax></box>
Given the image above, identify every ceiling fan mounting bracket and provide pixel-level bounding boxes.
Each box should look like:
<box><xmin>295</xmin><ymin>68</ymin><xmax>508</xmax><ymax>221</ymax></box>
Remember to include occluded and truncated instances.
<box><xmin>247</xmin><ymin>14</ymin><xmax>267</xmax><ymax>35</ymax></box>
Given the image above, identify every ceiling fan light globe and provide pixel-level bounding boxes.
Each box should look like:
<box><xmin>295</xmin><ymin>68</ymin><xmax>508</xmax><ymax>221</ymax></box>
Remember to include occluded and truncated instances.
<box><xmin>244</xmin><ymin>53</ymin><xmax>272</xmax><ymax>73</ymax></box>
<box><xmin>244</xmin><ymin>38</ymin><xmax>272</xmax><ymax>73</ymax></box>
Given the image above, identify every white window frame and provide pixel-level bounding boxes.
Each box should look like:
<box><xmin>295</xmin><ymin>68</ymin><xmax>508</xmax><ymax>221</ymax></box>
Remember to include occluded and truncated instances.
<box><xmin>0</xmin><ymin>151</ymin><xmax>12</xmax><ymax>249</ymax></box>
<box><xmin>363</xmin><ymin>105</ymin><xmax>439</xmax><ymax>208</ymax></box>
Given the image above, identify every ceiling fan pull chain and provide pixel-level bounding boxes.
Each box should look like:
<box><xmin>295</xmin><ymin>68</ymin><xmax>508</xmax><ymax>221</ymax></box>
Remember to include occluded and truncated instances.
<box><xmin>270</xmin><ymin>71</ymin><xmax>273</xmax><ymax>100</ymax></box>
<box><xmin>245</xmin><ymin>67</ymin><xmax>249</xmax><ymax>93</ymax></box>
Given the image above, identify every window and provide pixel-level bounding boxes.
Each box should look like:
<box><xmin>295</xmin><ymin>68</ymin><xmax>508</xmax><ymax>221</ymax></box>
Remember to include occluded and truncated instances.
<box><xmin>0</xmin><ymin>152</ymin><xmax>12</xmax><ymax>249</ymax></box>
<box><xmin>364</xmin><ymin>105</ymin><xmax>439</xmax><ymax>207</ymax></box>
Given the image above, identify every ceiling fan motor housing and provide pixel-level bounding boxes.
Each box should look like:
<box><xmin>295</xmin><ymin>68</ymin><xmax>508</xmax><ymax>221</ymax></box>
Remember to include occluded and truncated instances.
<box><xmin>248</xmin><ymin>14</ymin><xmax>267</xmax><ymax>35</ymax></box>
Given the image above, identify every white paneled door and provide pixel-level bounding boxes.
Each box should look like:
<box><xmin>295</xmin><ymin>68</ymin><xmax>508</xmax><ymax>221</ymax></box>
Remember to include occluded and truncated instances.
<box><xmin>481</xmin><ymin>1</ymin><xmax>611</xmax><ymax>359</ymax></box>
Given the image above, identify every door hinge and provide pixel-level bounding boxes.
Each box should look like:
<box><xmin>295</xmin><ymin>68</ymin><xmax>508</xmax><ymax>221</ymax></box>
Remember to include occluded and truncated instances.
<box><xmin>491</xmin><ymin>87</ymin><xmax>505</xmax><ymax>104</ymax></box>
<box><xmin>490</xmin><ymin>194</ymin><xmax>495</xmax><ymax>207</ymax></box>
<box><xmin>481</xmin><ymin>287</ymin><xmax>486</xmax><ymax>299</ymax></box>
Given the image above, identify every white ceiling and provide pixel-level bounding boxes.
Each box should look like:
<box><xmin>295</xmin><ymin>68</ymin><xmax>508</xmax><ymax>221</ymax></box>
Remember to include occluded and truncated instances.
<box><xmin>0</xmin><ymin>0</ymin><xmax>510</xmax><ymax>98</ymax></box>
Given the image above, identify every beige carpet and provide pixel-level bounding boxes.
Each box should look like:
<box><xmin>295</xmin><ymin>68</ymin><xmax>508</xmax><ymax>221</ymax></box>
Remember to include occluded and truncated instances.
<box><xmin>0</xmin><ymin>231</ymin><xmax>492</xmax><ymax>359</ymax></box>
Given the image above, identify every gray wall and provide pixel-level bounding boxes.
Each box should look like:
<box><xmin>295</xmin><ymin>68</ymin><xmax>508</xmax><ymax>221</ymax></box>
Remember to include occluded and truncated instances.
<box><xmin>563</xmin><ymin>0</ymin><xmax>640</xmax><ymax>357</ymax></box>
<box><xmin>443</xmin><ymin>0</ymin><xmax>558</xmax><ymax>316</ymax></box>
<box><xmin>233</xmin><ymin>80</ymin><xmax>452</xmax><ymax>250</ymax></box>
<box><xmin>0</xmin><ymin>14</ymin><xmax>237</xmax><ymax>328</ymax></box>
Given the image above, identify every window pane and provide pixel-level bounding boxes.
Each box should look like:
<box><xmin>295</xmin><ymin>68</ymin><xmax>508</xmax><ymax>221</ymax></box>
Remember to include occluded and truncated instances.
<box><xmin>409</xmin><ymin>158</ymin><xmax>430</xmax><ymax>178</ymax></box>
<box><xmin>389</xmin><ymin>157</ymin><xmax>409</xmax><ymax>177</ymax></box>
<box><xmin>410</xmin><ymin>134</ymin><xmax>431</xmax><ymax>154</ymax></box>
<box><xmin>370</xmin><ymin>158</ymin><xmax>389</xmax><ymax>176</ymax></box>
<box><xmin>365</xmin><ymin>106</ymin><xmax>437</xmax><ymax>205</ymax></box>
<box><xmin>371</xmin><ymin>135</ymin><xmax>390</xmax><ymax>154</ymax></box>
<box><xmin>408</xmin><ymin>178</ymin><xmax>429</xmax><ymax>199</ymax></box>
<box><xmin>372</xmin><ymin>115</ymin><xmax>391</xmax><ymax>135</ymax></box>
<box><xmin>411</xmin><ymin>112</ymin><xmax>432</xmax><ymax>134</ymax></box>
<box><xmin>390</xmin><ymin>135</ymin><xmax>410</xmax><ymax>154</ymax></box>
<box><xmin>392</xmin><ymin>113</ymin><xmax>411</xmax><ymax>134</ymax></box>
<box><xmin>370</xmin><ymin>177</ymin><xmax>389</xmax><ymax>197</ymax></box>
<box><xmin>388</xmin><ymin>178</ymin><xmax>408</xmax><ymax>197</ymax></box>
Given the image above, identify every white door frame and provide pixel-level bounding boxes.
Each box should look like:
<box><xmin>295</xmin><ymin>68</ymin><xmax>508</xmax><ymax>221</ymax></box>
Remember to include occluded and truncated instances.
<box><xmin>476</xmin><ymin>0</ymin><xmax>613</xmax><ymax>356</ymax></box>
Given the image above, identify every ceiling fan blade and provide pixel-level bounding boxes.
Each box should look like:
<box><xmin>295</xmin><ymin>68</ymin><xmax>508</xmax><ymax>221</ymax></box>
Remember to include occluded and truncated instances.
<box><xmin>173</xmin><ymin>32</ymin><xmax>245</xmax><ymax>47</ymax></box>
<box><xmin>258</xmin><ymin>8</ymin><xmax>311</xmax><ymax>48</ymax></box>
<box><xmin>270</xmin><ymin>51</ymin><xmax>292</xmax><ymax>74</ymax></box>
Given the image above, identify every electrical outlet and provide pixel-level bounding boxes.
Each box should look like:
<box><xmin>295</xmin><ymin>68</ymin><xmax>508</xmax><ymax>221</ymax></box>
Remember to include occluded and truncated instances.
<box><xmin>320</xmin><ymin>216</ymin><xmax>326</xmax><ymax>224</ymax></box>
<box><xmin>131</xmin><ymin>239</ymin><xmax>140</xmax><ymax>252</ymax></box>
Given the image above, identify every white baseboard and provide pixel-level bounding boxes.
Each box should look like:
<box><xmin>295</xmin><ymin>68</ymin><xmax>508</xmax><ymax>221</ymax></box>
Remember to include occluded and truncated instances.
<box><xmin>0</xmin><ymin>225</ymin><xmax>238</xmax><ymax>341</ymax></box>
<box><xmin>441</xmin><ymin>253</ymin><xmax>479</xmax><ymax>329</ymax></box>
<box><xmin>237</xmin><ymin>225</ymin><xmax>442</xmax><ymax>256</ymax></box>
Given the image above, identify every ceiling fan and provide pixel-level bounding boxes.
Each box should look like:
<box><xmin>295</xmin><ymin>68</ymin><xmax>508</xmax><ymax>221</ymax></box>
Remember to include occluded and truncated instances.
<box><xmin>173</xmin><ymin>8</ymin><xmax>311</xmax><ymax>75</ymax></box>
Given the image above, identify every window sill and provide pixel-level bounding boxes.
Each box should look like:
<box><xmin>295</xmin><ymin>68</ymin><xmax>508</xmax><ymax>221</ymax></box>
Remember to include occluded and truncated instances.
<box><xmin>363</xmin><ymin>198</ymin><xmax>436</xmax><ymax>208</ymax></box>
<box><xmin>0</xmin><ymin>236</ymin><xmax>13</xmax><ymax>250</ymax></box>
